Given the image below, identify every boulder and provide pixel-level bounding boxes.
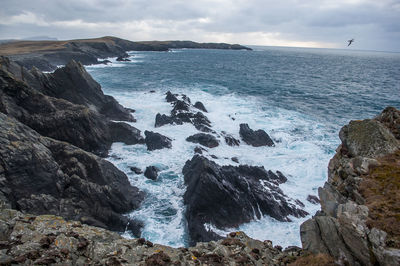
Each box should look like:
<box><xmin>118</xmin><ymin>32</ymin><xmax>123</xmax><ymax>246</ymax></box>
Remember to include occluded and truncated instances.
<box><xmin>186</xmin><ymin>133</ymin><xmax>219</xmax><ymax>148</ymax></box>
<box><xmin>239</xmin><ymin>124</ymin><xmax>274</xmax><ymax>147</ymax></box>
<box><xmin>144</xmin><ymin>166</ymin><xmax>159</xmax><ymax>181</ymax></box>
<box><xmin>183</xmin><ymin>155</ymin><xmax>308</xmax><ymax>245</ymax></box>
<box><xmin>194</xmin><ymin>101</ymin><xmax>208</xmax><ymax>112</ymax></box>
<box><xmin>0</xmin><ymin>113</ymin><xmax>144</xmax><ymax>235</ymax></box>
<box><xmin>144</xmin><ymin>131</ymin><xmax>172</xmax><ymax>151</ymax></box>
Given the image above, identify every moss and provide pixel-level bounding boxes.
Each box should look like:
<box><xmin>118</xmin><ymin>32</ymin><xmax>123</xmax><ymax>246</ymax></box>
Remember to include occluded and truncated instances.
<box><xmin>359</xmin><ymin>150</ymin><xmax>400</xmax><ymax>248</ymax></box>
<box><xmin>289</xmin><ymin>253</ymin><xmax>335</xmax><ymax>266</ymax></box>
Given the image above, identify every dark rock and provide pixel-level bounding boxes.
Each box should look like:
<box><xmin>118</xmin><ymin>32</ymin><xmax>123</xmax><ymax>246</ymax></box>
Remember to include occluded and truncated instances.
<box><xmin>171</xmin><ymin>100</ymin><xmax>190</xmax><ymax>114</ymax></box>
<box><xmin>0</xmin><ymin>60</ymin><xmax>140</xmax><ymax>157</ymax></box>
<box><xmin>144</xmin><ymin>166</ymin><xmax>159</xmax><ymax>181</ymax></box>
<box><xmin>144</xmin><ymin>131</ymin><xmax>172</xmax><ymax>151</ymax></box>
<box><xmin>222</xmin><ymin>133</ymin><xmax>240</xmax><ymax>146</ymax></box>
<box><xmin>194</xmin><ymin>146</ymin><xmax>206</xmax><ymax>154</ymax></box>
<box><xmin>211</xmin><ymin>155</ymin><xmax>218</xmax><ymax>159</ymax></box>
<box><xmin>130</xmin><ymin>167</ymin><xmax>143</xmax><ymax>174</ymax></box>
<box><xmin>239</xmin><ymin>124</ymin><xmax>274</xmax><ymax>147</ymax></box>
<box><xmin>149</xmin><ymin>90</ymin><xmax>156</xmax><ymax>93</ymax></box>
<box><xmin>165</xmin><ymin>91</ymin><xmax>178</xmax><ymax>103</ymax></box>
<box><xmin>0</xmin><ymin>113</ymin><xmax>144</xmax><ymax>235</ymax></box>
<box><xmin>116</xmin><ymin>56</ymin><xmax>131</xmax><ymax>62</ymax></box>
<box><xmin>49</xmin><ymin>60</ymin><xmax>135</xmax><ymax>122</ymax></box>
<box><xmin>181</xmin><ymin>94</ymin><xmax>191</xmax><ymax>104</ymax></box>
<box><xmin>186</xmin><ymin>133</ymin><xmax>219</xmax><ymax>148</ymax></box>
<box><xmin>125</xmin><ymin>108</ymin><xmax>135</xmax><ymax>113</ymax></box>
<box><xmin>155</xmin><ymin>113</ymin><xmax>175</xmax><ymax>127</ymax></box>
<box><xmin>194</xmin><ymin>101</ymin><xmax>207</xmax><ymax>112</ymax></box>
<box><xmin>183</xmin><ymin>155</ymin><xmax>308</xmax><ymax>245</ymax></box>
<box><xmin>231</xmin><ymin>157</ymin><xmax>239</xmax><ymax>163</ymax></box>
<box><xmin>307</xmin><ymin>195</ymin><xmax>320</xmax><ymax>204</ymax></box>
<box><xmin>109</xmin><ymin>122</ymin><xmax>145</xmax><ymax>145</ymax></box>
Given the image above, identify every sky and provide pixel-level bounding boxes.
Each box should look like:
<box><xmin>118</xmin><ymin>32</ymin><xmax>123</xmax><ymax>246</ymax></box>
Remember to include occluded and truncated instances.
<box><xmin>0</xmin><ymin>0</ymin><xmax>399</xmax><ymax>51</ymax></box>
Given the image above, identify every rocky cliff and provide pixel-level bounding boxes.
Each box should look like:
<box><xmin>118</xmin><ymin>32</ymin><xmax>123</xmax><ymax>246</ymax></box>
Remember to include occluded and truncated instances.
<box><xmin>0</xmin><ymin>36</ymin><xmax>252</xmax><ymax>71</ymax></box>
<box><xmin>0</xmin><ymin>57</ymin><xmax>145</xmax><ymax>236</ymax></box>
<box><xmin>300</xmin><ymin>107</ymin><xmax>400</xmax><ymax>265</ymax></box>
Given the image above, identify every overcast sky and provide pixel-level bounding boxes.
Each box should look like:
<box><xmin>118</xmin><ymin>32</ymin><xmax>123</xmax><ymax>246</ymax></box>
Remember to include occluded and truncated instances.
<box><xmin>0</xmin><ymin>0</ymin><xmax>399</xmax><ymax>51</ymax></box>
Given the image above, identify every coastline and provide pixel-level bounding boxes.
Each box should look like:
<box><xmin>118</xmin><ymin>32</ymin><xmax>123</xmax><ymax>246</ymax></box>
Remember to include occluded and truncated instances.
<box><xmin>0</xmin><ymin>41</ymin><xmax>399</xmax><ymax>265</ymax></box>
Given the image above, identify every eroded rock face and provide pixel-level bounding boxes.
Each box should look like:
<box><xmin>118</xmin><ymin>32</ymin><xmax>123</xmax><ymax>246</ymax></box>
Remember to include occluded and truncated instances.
<box><xmin>239</xmin><ymin>123</ymin><xmax>274</xmax><ymax>147</ymax></box>
<box><xmin>300</xmin><ymin>107</ymin><xmax>400</xmax><ymax>266</ymax></box>
<box><xmin>0</xmin><ymin>113</ymin><xmax>144</xmax><ymax>235</ymax></box>
<box><xmin>183</xmin><ymin>155</ymin><xmax>308</xmax><ymax>245</ymax></box>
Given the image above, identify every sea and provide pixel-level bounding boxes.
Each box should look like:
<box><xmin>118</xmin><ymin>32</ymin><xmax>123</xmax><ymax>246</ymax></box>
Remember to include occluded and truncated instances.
<box><xmin>85</xmin><ymin>46</ymin><xmax>400</xmax><ymax>248</ymax></box>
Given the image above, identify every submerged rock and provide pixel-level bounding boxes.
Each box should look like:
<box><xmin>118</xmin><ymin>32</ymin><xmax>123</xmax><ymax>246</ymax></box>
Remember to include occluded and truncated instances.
<box><xmin>186</xmin><ymin>133</ymin><xmax>219</xmax><ymax>148</ymax></box>
<box><xmin>116</xmin><ymin>56</ymin><xmax>131</xmax><ymax>61</ymax></box>
<box><xmin>130</xmin><ymin>167</ymin><xmax>143</xmax><ymax>174</ymax></box>
<box><xmin>239</xmin><ymin>123</ymin><xmax>274</xmax><ymax>147</ymax></box>
<box><xmin>144</xmin><ymin>130</ymin><xmax>172</xmax><ymax>151</ymax></box>
<box><xmin>144</xmin><ymin>166</ymin><xmax>159</xmax><ymax>181</ymax></box>
<box><xmin>183</xmin><ymin>155</ymin><xmax>308</xmax><ymax>245</ymax></box>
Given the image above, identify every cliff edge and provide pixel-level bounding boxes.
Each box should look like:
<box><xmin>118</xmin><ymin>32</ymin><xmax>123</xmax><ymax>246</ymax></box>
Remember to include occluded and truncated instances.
<box><xmin>300</xmin><ymin>107</ymin><xmax>400</xmax><ymax>265</ymax></box>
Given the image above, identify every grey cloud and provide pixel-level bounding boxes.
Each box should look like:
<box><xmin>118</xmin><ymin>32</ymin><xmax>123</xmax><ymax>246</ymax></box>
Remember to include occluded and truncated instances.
<box><xmin>0</xmin><ymin>0</ymin><xmax>399</xmax><ymax>51</ymax></box>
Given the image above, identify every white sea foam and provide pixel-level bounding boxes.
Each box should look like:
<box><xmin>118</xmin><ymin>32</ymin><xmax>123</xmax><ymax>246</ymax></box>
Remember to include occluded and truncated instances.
<box><xmin>104</xmin><ymin>86</ymin><xmax>337</xmax><ymax>248</ymax></box>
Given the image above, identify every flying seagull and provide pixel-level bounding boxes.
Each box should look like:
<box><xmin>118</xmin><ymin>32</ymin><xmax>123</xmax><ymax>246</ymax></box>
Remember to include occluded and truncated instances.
<box><xmin>347</xmin><ymin>39</ymin><xmax>354</xmax><ymax>46</ymax></box>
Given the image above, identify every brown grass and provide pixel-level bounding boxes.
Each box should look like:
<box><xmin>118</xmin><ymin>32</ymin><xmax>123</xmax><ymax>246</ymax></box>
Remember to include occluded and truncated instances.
<box><xmin>359</xmin><ymin>149</ymin><xmax>400</xmax><ymax>248</ymax></box>
<box><xmin>0</xmin><ymin>37</ymin><xmax>117</xmax><ymax>55</ymax></box>
<box><xmin>289</xmin><ymin>253</ymin><xmax>336</xmax><ymax>266</ymax></box>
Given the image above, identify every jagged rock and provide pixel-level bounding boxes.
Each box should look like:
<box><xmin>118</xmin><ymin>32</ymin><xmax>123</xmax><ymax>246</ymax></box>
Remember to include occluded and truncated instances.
<box><xmin>130</xmin><ymin>167</ymin><xmax>143</xmax><ymax>174</ymax></box>
<box><xmin>183</xmin><ymin>155</ymin><xmax>308</xmax><ymax>245</ymax></box>
<box><xmin>172</xmin><ymin>100</ymin><xmax>190</xmax><ymax>114</ymax></box>
<box><xmin>307</xmin><ymin>195</ymin><xmax>320</xmax><ymax>204</ymax></box>
<box><xmin>222</xmin><ymin>132</ymin><xmax>240</xmax><ymax>146</ymax></box>
<box><xmin>186</xmin><ymin>133</ymin><xmax>219</xmax><ymax>148</ymax></box>
<box><xmin>47</xmin><ymin>60</ymin><xmax>135</xmax><ymax>122</ymax></box>
<box><xmin>144</xmin><ymin>166</ymin><xmax>159</xmax><ymax>181</ymax></box>
<box><xmin>0</xmin><ymin>113</ymin><xmax>144</xmax><ymax>234</ymax></box>
<box><xmin>194</xmin><ymin>101</ymin><xmax>207</xmax><ymax>112</ymax></box>
<box><xmin>239</xmin><ymin>123</ymin><xmax>274</xmax><ymax>147</ymax></box>
<box><xmin>165</xmin><ymin>91</ymin><xmax>178</xmax><ymax>102</ymax></box>
<box><xmin>0</xmin><ymin>61</ymin><xmax>140</xmax><ymax>157</ymax></box>
<box><xmin>144</xmin><ymin>131</ymin><xmax>172</xmax><ymax>151</ymax></box>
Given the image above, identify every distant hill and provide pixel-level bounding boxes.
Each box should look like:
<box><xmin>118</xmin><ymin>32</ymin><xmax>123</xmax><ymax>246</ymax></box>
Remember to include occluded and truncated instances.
<box><xmin>0</xmin><ymin>36</ymin><xmax>252</xmax><ymax>71</ymax></box>
<box><xmin>22</xmin><ymin>36</ymin><xmax>58</xmax><ymax>41</ymax></box>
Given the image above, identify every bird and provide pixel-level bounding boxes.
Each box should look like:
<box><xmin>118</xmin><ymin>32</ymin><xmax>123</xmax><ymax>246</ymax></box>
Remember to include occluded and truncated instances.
<box><xmin>347</xmin><ymin>39</ymin><xmax>354</xmax><ymax>46</ymax></box>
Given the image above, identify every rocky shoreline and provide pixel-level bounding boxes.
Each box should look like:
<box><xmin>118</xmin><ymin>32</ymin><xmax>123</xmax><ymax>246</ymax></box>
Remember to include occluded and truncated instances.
<box><xmin>0</xmin><ymin>37</ymin><xmax>252</xmax><ymax>72</ymax></box>
<box><xmin>0</xmin><ymin>50</ymin><xmax>399</xmax><ymax>265</ymax></box>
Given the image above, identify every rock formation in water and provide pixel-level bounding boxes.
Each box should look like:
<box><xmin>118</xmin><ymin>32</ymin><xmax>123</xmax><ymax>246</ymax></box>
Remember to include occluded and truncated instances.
<box><xmin>240</xmin><ymin>123</ymin><xmax>275</xmax><ymax>147</ymax></box>
<box><xmin>183</xmin><ymin>155</ymin><xmax>308</xmax><ymax>245</ymax></box>
<box><xmin>300</xmin><ymin>107</ymin><xmax>400</xmax><ymax>265</ymax></box>
<box><xmin>186</xmin><ymin>133</ymin><xmax>219</xmax><ymax>148</ymax></box>
<box><xmin>144</xmin><ymin>130</ymin><xmax>172</xmax><ymax>151</ymax></box>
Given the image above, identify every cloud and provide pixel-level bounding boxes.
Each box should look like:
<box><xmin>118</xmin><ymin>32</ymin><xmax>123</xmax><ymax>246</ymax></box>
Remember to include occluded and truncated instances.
<box><xmin>0</xmin><ymin>0</ymin><xmax>399</xmax><ymax>51</ymax></box>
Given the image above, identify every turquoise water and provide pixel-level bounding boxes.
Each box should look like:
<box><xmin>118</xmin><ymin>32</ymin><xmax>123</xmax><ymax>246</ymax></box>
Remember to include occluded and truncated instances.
<box><xmin>86</xmin><ymin>47</ymin><xmax>400</xmax><ymax>248</ymax></box>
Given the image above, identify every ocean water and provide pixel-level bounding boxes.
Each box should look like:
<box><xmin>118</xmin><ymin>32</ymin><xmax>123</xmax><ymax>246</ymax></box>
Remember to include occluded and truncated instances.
<box><xmin>86</xmin><ymin>47</ymin><xmax>400</xmax><ymax>248</ymax></box>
